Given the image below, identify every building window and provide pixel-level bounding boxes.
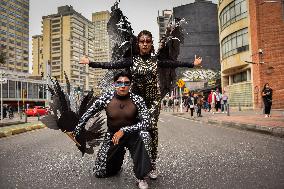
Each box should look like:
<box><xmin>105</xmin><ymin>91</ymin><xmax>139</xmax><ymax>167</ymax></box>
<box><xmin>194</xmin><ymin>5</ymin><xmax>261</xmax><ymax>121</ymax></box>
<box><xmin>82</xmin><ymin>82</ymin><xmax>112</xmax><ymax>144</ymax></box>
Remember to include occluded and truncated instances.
<box><xmin>52</xmin><ymin>38</ymin><xmax>60</xmax><ymax>42</ymax></box>
<box><xmin>219</xmin><ymin>0</ymin><xmax>248</xmax><ymax>30</ymax></box>
<box><xmin>232</xmin><ymin>71</ymin><xmax>247</xmax><ymax>84</ymax></box>
<box><xmin>221</xmin><ymin>28</ymin><xmax>249</xmax><ymax>59</ymax></box>
<box><xmin>52</xmin><ymin>28</ymin><xmax>60</xmax><ymax>33</ymax></box>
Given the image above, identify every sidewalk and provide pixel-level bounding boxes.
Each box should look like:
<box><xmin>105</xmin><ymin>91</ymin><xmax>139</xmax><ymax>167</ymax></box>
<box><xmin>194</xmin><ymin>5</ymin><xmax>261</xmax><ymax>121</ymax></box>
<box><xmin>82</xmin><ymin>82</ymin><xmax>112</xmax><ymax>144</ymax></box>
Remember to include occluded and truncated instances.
<box><xmin>0</xmin><ymin>114</ymin><xmax>46</xmax><ymax>138</ymax></box>
<box><xmin>162</xmin><ymin>108</ymin><xmax>284</xmax><ymax>138</ymax></box>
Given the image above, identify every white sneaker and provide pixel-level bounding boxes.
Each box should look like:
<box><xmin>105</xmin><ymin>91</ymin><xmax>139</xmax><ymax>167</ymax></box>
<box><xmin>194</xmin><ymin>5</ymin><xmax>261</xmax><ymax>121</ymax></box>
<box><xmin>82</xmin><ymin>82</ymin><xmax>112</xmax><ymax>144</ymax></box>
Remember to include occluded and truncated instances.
<box><xmin>148</xmin><ymin>169</ymin><xmax>158</xmax><ymax>180</ymax></box>
<box><xmin>137</xmin><ymin>179</ymin><xmax>148</xmax><ymax>189</ymax></box>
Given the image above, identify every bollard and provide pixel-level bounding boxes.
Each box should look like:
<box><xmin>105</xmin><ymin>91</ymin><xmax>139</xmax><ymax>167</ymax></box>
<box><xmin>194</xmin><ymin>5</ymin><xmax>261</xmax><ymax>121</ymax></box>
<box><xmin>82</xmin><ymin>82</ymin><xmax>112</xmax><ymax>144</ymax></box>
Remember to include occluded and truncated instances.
<box><xmin>238</xmin><ymin>102</ymin><xmax>241</xmax><ymax>111</ymax></box>
<box><xmin>20</xmin><ymin>111</ymin><xmax>22</xmax><ymax>119</ymax></box>
<box><xmin>37</xmin><ymin>113</ymin><xmax>40</xmax><ymax>121</ymax></box>
<box><xmin>25</xmin><ymin>113</ymin><xmax>27</xmax><ymax>123</ymax></box>
<box><xmin>227</xmin><ymin>104</ymin><xmax>230</xmax><ymax>116</ymax></box>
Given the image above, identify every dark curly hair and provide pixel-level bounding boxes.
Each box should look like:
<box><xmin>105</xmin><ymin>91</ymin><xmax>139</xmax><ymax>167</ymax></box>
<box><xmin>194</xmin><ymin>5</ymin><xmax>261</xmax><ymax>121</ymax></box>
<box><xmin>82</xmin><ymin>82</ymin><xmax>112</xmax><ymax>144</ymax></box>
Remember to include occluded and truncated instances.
<box><xmin>113</xmin><ymin>70</ymin><xmax>132</xmax><ymax>82</ymax></box>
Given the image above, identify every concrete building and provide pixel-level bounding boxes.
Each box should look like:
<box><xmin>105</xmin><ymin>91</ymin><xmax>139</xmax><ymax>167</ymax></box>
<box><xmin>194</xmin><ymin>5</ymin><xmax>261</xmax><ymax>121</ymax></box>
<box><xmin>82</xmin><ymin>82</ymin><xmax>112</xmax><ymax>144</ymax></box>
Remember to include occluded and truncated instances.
<box><xmin>218</xmin><ymin>0</ymin><xmax>284</xmax><ymax>109</ymax></box>
<box><xmin>33</xmin><ymin>5</ymin><xmax>96</xmax><ymax>92</ymax></box>
<box><xmin>0</xmin><ymin>0</ymin><xmax>29</xmax><ymax>73</ymax></box>
<box><xmin>157</xmin><ymin>10</ymin><xmax>172</xmax><ymax>40</ymax></box>
<box><xmin>171</xmin><ymin>0</ymin><xmax>220</xmax><ymax>93</ymax></box>
<box><xmin>92</xmin><ymin>11</ymin><xmax>111</xmax><ymax>96</ymax></box>
<box><xmin>0</xmin><ymin>70</ymin><xmax>47</xmax><ymax>110</ymax></box>
<box><xmin>173</xmin><ymin>0</ymin><xmax>220</xmax><ymax>71</ymax></box>
<box><xmin>32</xmin><ymin>35</ymin><xmax>43</xmax><ymax>77</ymax></box>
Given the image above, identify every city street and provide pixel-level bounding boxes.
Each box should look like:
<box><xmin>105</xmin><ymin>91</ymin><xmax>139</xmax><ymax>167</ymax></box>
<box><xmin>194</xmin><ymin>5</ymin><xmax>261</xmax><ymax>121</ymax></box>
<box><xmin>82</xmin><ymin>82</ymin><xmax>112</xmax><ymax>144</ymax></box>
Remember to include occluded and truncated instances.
<box><xmin>0</xmin><ymin>113</ymin><xmax>283</xmax><ymax>189</ymax></box>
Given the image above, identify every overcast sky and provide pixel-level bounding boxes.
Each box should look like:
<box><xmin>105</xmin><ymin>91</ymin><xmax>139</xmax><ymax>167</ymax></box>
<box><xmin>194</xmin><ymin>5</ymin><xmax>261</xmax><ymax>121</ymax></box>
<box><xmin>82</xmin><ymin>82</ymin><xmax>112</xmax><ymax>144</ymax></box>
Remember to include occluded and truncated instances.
<box><xmin>29</xmin><ymin>0</ymin><xmax>218</xmax><ymax>71</ymax></box>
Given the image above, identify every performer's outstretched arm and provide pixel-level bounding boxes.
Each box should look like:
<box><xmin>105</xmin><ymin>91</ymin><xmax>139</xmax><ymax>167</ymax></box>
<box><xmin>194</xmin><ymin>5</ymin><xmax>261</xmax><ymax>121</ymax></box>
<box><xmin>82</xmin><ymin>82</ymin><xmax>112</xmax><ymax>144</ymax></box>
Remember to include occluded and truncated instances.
<box><xmin>73</xmin><ymin>92</ymin><xmax>110</xmax><ymax>136</ymax></box>
<box><xmin>157</xmin><ymin>55</ymin><xmax>202</xmax><ymax>68</ymax></box>
<box><xmin>120</xmin><ymin>94</ymin><xmax>150</xmax><ymax>134</ymax></box>
<box><xmin>80</xmin><ymin>56</ymin><xmax>133</xmax><ymax>69</ymax></box>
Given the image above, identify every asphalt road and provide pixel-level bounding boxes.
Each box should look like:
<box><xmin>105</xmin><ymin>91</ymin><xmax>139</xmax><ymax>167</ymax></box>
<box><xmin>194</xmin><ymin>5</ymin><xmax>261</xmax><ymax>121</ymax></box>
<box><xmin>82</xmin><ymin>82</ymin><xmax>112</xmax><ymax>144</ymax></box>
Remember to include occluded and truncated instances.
<box><xmin>0</xmin><ymin>113</ymin><xmax>283</xmax><ymax>189</ymax></box>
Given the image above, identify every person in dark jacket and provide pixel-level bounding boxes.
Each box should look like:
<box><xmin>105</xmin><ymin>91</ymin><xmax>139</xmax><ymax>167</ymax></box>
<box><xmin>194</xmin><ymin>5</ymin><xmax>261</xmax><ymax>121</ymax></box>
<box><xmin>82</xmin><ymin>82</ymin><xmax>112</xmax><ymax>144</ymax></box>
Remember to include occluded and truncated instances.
<box><xmin>262</xmin><ymin>83</ymin><xmax>273</xmax><ymax>117</ymax></box>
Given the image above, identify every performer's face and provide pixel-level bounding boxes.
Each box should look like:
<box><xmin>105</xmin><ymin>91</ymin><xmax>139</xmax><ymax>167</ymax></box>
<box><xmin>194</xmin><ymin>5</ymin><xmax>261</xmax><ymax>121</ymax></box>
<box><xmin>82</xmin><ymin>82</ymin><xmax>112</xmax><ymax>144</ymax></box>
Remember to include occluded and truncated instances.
<box><xmin>114</xmin><ymin>76</ymin><xmax>131</xmax><ymax>96</ymax></box>
<box><xmin>138</xmin><ymin>34</ymin><xmax>153</xmax><ymax>55</ymax></box>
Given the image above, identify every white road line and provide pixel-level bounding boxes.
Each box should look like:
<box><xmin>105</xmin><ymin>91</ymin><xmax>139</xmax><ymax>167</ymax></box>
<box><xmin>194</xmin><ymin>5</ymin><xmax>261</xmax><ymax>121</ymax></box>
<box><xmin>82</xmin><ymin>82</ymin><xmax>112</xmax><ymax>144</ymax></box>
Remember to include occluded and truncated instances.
<box><xmin>159</xmin><ymin>118</ymin><xmax>165</xmax><ymax>123</ymax></box>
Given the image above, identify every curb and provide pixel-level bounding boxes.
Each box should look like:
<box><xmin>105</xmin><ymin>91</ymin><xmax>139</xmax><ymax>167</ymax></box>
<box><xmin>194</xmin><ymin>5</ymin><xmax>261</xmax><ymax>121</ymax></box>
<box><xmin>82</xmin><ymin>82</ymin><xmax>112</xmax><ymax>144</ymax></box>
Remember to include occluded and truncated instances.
<box><xmin>172</xmin><ymin>114</ymin><xmax>284</xmax><ymax>138</ymax></box>
<box><xmin>0</xmin><ymin>122</ymin><xmax>46</xmax><ymax>138</ymax></box>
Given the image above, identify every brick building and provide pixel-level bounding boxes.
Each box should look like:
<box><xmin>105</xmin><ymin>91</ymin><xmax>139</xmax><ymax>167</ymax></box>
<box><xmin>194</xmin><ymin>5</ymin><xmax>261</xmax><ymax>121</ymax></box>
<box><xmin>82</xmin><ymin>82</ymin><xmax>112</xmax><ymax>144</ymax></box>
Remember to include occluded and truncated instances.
<box><xmin>218</xmin><ymin>0</ymin><xmax>284</xmax><ymax>109</ymax></box>
<box><xmin>249</xmin><ymin>0</ymin><xmax>284</xmax><ymax>109</ymax></box>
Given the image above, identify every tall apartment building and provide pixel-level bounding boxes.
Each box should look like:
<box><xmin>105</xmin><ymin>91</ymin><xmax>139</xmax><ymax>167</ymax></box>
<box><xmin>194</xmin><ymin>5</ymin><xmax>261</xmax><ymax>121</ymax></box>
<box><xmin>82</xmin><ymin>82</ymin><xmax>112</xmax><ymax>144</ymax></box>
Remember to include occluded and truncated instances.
<box><xmin>33</xmin><ymin>5</ymin><xmax>95</xmax><ymax>92</ymax></box>
<box><xmin>92</xmin><ymin>11</ymin><xmax>110</xmax><ymax>96</ymax></box>
<box><xmin>218</xmin><ymin>0</ymin><xmax>284</xmax><ymax>109</ymax></box>
<box><xmin>32</xmin><ymin>35</ymin><xmax>43</xmax><ymax>76</ymax></box>
<box><xmin>157</xmin><ymin>10</ymin><xmax>172</xmax><ymax>40</ymax></box>
<box><xmin>0</xmin><ymin>0</ymin><xmax>29</xmax><ymax>73</ymax></box>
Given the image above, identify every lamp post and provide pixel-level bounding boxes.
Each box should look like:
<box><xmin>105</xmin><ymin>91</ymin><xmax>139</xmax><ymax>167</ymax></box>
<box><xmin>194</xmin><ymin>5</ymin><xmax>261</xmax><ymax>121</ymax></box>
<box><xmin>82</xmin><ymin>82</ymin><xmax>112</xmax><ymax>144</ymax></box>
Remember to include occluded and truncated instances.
<box><xmin>0</xmin><ymin>70</ymin><xmax>3</xmax><ymax>122</ymax></box>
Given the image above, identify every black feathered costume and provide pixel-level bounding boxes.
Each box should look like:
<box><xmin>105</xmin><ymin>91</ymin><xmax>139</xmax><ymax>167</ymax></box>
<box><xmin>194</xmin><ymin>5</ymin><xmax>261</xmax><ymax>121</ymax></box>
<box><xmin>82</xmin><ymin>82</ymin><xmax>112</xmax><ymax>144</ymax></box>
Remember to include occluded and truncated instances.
<box><xmin>84</xmin><ymin>3</ymin><xmax>196</xmax><ymax>167</ymax></box>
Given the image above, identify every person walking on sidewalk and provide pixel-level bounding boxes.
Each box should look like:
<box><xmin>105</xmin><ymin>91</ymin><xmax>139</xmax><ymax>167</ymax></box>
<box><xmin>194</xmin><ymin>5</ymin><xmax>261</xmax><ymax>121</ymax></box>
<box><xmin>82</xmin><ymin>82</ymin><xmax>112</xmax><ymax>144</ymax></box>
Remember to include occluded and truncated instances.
<box><xmin>196</xmin><ymin>95</ymin><xmax>204</xmax><ymax>117</ymax></box>
<box><xmin>221</xmin><ymin>92</ymin><xmax>228</xmax><ymax>113</ymax></box>
<box><xmin>208</xmin><ymin>90</ymin><xmax>216</xmax><ymax>114</ymax></box>
<box><xmin>262</xmin><ymin>83</ymin><xmax>273</xmax><ymax>118</ymax></box>
<box><xmin>187</xmin><ymin>92</ymin><xmax>195</xmax><ymax>117</ymax></box>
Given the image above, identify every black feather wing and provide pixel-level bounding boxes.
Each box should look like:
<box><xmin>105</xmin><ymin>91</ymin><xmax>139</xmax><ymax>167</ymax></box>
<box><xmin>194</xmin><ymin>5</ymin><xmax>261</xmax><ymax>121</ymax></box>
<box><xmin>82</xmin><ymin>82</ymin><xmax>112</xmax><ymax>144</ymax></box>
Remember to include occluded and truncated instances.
<box><xmin>157</xmin><ymin>19</ymin><xmax>185</xmax><ymax>98</ymax></box>
<box><xmin>44</xmin><ymin>74</ymin><xmax>105</xmax><ymax>156</ymax></box>
<box><xmin>98</xmin><ymin>2</ymin><xmax>136</xmax><ymax>93</ymax></box>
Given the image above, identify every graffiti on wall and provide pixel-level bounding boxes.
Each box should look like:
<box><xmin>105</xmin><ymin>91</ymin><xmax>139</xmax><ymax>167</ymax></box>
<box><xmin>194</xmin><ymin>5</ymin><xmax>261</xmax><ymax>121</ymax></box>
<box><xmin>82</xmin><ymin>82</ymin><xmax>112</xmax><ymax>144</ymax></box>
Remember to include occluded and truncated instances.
<box><xmin>181</xmin><ymin>69</ymin><xmax>220</xmax><ymax>81</ymax></box>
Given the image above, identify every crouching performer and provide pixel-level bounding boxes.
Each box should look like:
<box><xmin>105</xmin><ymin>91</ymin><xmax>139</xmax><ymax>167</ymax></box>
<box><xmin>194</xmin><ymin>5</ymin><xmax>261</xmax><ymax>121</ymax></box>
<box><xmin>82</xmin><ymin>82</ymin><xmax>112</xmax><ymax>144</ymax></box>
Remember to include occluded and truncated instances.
<box><xmin>73</xmin><ymin>70</ymin><xmax>152</xmax><ymax>189</ymax></box>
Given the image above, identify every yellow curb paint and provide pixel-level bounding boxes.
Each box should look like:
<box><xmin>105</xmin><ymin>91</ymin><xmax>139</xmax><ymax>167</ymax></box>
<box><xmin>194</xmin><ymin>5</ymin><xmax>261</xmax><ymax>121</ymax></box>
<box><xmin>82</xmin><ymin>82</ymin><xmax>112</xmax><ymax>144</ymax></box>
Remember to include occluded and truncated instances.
<box><xmin>12</xmin><ymin>127</ymin><xmax>26</xmax><ymax>135</ymax></box>
<box><xmin>0</xmin><ymin>122</ymin><xmax>47</xmax><ymax>138</ymax></box>
<box><xmin>0</xmin><ymin>130</ymin><xmax>13</xmax><ymax>137</ymax></box>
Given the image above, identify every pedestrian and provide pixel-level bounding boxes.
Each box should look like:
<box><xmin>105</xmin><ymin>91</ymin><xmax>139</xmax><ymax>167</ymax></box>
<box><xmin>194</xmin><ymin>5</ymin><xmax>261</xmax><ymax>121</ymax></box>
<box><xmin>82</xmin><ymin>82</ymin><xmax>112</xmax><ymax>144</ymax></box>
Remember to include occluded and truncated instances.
<box><xmin>222</xmin><ymin>92</ymin><xmax>228</xmax><ymax>113</ymax></box>
<box><xmin>262</xmin><ymin>83</ymin><xmax>273</xmax><ymax>117</ymax></box>
<box><xmin>73</xmin><ymin>71</ymin><xmax>152</xmax><ymax>189</ymax></box>
<box><xmin>2</xmin><ymin>105</ymin><xmax>7</xmax><ymax>119</ymax></box>
<box><xmin>162</xmin><ymin>98</ymin><xmax>168</xmax><ymax>112</ymax></box>
<box><xmin>8</xmin><ymin>105</ymin><xmax>14</xmax><ymax>119</ymax></box>
<box><xmin>168</xmin><ymin>98</ymin><xmax>174</xmax><ymax>111</ymax></box>
<box><xmin>208</xmin><ymin>90</ymin><xmax>216</xmax><ymax>114</ymax></box>
<box><xmin>215</xmin><ymin>89</ymin><xmax>221</xmax><ymax>112</ymax></box>
<box><xmin>187</xmin><ymin>92</ymin><xmax>195</xmax><ymax>117</ymax></box>
<box><xmin>196</xmin><ymin>95</ymin><xmax>203</xmax><ymax>117</ymax></box>
<box><xmin>80</xmin><ymin>29</ymin><xmax>202</xmax><ymax>178</ymax></box>
<box><xmin>174</xmin><ymin>98</ymin><xmax>180</xmax><ymax>112</ymax></box>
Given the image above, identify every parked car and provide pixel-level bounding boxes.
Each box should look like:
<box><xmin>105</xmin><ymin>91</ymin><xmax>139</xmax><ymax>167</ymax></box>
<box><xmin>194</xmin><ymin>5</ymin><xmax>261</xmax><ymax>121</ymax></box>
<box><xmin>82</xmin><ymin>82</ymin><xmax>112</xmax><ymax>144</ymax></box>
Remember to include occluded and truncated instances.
<box><xmin>25</xmin><ymin>106</ymin><xmax>48</xmax><ymax>116</ymax></box>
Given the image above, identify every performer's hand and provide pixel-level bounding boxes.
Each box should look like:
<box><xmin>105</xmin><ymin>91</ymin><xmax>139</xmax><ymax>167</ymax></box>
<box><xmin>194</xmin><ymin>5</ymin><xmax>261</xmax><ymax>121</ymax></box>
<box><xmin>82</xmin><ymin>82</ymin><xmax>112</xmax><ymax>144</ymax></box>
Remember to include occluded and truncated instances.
<box><xmin>67</xmin><ymin>131</ymin><xmax>76</xmax><ymax>138</ymax></box>
<box><xmin>112</xmin><ymin>130</ymin><xmax>124</xmax><ymax>145</ymax></box>
<box><xmin>193</xmin><ymin>55</ymin><xmax>202</xmax><ymax>67</ymax></box>
<box><xmin>79</xmin><ymin>55</ymin><xmax>90</xmax><ymax>64</ymax></box>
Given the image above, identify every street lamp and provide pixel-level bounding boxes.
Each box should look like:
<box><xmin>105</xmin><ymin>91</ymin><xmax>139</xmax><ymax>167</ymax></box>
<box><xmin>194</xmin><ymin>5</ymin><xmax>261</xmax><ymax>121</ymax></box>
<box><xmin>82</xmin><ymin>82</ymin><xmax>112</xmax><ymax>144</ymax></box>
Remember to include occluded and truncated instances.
<box><xmin>0</xmin><ymin>70</ymin><xmax>5</xmax><ymax>122</ymax></box>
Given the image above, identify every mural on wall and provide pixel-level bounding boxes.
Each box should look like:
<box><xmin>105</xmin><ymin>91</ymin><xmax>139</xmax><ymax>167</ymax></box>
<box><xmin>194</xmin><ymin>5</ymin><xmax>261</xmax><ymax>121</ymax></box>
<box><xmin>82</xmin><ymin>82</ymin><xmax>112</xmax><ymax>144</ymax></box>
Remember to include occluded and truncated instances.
<box><xmin>180</xmin><ymin>69</ymin><xmax>220</xmax><ymax>81</ymax></box>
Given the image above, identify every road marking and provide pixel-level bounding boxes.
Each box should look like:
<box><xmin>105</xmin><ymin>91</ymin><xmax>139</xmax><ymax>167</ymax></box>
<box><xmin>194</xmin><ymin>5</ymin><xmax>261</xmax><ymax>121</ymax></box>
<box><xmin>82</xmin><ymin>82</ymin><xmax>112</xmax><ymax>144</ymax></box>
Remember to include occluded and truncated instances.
<box><xmin>159</xmin><ymin>118</ymin><xmax>165</xmax><ymax>123</ymax></box>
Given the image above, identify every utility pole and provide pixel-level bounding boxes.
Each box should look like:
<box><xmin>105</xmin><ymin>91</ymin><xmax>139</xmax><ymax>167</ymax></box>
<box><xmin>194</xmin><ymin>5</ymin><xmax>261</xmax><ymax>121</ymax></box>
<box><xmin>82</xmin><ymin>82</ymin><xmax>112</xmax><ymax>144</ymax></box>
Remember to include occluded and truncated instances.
<box><xmin>0</xmin><ymin>70</ymin><xmax>3</xmax><ymax>122</ymax></box>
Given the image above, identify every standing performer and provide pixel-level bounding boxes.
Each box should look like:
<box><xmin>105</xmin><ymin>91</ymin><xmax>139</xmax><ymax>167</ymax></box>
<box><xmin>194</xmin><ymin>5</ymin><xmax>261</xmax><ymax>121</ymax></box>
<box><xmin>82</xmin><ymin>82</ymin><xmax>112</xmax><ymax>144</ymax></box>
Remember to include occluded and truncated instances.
<box><xmin>79</xmin><ymin>3</ymin><xmax>202</xmax><ymax>179</ymax></box>
<box><xmin>74</xmin><ymin>71</ymin><xmax>152</xmax><ymax>189</ymax></box>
